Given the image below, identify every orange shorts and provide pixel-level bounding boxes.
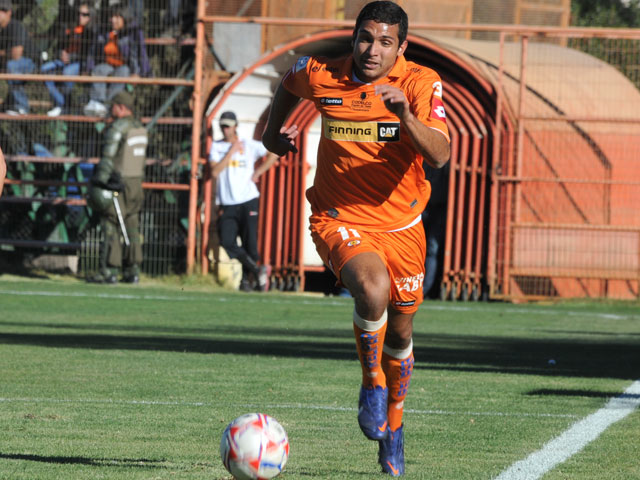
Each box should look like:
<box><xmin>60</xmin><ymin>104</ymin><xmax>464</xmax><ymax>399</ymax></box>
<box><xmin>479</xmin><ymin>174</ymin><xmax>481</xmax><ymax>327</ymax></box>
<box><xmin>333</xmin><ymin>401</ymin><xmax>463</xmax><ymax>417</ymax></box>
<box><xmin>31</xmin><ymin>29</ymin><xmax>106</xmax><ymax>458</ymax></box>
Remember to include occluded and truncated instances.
<box><xmin>310</xmin><ymin>217</ymin><xmax>426</xmax><ymax>314</ymax></box>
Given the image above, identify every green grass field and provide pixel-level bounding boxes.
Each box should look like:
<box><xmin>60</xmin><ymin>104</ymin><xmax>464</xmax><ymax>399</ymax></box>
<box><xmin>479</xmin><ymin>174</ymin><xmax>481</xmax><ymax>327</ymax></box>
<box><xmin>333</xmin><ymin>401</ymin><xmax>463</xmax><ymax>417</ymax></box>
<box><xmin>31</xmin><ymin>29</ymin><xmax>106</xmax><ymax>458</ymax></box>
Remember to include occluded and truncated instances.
<box><xmin>0</xmin><ymin>276</ymin><xmax>639</xmax><ymax>479</ymax></box>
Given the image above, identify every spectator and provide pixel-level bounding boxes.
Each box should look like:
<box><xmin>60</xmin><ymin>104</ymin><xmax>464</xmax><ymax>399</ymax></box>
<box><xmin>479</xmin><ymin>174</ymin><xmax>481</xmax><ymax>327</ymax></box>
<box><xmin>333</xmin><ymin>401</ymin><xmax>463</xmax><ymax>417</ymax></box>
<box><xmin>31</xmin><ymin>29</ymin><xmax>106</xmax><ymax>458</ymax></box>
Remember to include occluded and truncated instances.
<box><xmin>41</xmin><ymin>1</ymin><xmax>98</xmax><ymax>117</ymax></box>
<box><xmin>84</xmin><ymin>4</ymin><xmax>149</xmax><ymax>117</ymax></box>
<box><xmin>0</xmin><ymin>0</ymin><xmax>36</xmax><ymax>115</ymax></box>
<box><xmin>209</xmin><ymin>111</ymin><xmax>279</xmax><ymax>292</ymax></box>
<box><xmin>87</xmin><ymin>90</ymin><xmax>147</xmax><ymax>283</ymax></box>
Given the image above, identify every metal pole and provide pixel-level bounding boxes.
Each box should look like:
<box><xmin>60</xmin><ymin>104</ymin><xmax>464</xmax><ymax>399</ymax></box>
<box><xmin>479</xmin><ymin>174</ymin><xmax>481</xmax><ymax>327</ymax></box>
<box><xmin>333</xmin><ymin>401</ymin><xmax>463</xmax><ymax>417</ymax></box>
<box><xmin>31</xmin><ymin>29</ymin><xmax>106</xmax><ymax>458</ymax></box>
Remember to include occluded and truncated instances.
<box><xmin>186</xmin><ymin>0</ymin><xmax>206</xmax><ymax>274</ymax></box>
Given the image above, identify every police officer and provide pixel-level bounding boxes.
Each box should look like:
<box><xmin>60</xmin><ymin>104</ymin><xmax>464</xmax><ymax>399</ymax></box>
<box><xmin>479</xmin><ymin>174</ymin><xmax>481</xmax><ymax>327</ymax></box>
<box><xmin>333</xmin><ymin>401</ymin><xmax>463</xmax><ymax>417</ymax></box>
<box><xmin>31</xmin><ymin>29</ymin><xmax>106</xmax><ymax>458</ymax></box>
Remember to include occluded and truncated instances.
<box><xmin>87</xmin><ymin>90</ymin><xmax>147</xmax><ymax>283</ymax></box>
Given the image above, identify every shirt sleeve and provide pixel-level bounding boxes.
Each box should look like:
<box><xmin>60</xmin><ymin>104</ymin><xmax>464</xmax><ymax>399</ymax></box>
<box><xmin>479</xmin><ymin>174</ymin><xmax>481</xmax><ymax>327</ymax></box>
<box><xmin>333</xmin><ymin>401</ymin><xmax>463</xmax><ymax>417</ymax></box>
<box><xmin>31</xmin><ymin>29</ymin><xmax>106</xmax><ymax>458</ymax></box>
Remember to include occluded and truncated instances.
<box><xmin>282</xmin><ymin>55</ymin><xmax>314</xmax><ymax>100</ymax></box>
<box><xmin>411</xmin><ymin>71</ymin><xmax>450</xmax><ymax>142</ymax></box>
<box><xmin>209</xmin><ymin>143</ymin><xmax>223</xmax><ymax>163</ymax></box>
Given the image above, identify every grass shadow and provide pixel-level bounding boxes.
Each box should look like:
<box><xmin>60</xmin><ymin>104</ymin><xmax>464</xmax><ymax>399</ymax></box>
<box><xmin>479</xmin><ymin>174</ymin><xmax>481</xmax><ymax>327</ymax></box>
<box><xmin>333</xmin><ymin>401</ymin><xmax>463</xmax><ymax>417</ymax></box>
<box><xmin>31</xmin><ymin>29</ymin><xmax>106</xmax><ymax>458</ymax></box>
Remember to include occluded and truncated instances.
<box><xmin>0</xmin><ymin>452</ymin><xmax>166</xmax><ymax>468</ymax></box>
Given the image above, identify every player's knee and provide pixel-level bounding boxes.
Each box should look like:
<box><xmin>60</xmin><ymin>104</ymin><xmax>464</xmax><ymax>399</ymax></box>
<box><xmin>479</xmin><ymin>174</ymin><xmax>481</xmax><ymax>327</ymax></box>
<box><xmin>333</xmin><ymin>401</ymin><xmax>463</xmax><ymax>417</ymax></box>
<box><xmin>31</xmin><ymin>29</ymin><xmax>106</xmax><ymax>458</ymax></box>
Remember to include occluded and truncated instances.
<box><xmin>350</xmin><ymin>273</ymin><xmax>390</xmax><ymax>316</ymax></box>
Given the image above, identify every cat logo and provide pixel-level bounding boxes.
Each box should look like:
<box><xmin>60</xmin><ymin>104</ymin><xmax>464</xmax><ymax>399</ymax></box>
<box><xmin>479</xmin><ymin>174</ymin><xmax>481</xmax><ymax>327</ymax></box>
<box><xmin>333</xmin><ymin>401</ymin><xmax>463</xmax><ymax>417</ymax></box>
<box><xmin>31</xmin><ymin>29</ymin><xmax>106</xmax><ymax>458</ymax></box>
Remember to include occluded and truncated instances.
<box><xmin>377</xmin><ymin>123</ymin><xmax>400</xmax><ymax>142</ymax></box>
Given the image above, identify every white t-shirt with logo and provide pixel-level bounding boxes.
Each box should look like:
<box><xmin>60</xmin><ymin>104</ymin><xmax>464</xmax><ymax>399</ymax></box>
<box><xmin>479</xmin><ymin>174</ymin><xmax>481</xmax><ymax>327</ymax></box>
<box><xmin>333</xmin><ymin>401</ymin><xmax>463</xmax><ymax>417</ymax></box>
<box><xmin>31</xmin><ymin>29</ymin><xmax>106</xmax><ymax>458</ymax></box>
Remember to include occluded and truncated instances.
<box><xmin>209</xmin><ymin>138</ymin><xmax>268</xmax><ymax>206</ymax></box>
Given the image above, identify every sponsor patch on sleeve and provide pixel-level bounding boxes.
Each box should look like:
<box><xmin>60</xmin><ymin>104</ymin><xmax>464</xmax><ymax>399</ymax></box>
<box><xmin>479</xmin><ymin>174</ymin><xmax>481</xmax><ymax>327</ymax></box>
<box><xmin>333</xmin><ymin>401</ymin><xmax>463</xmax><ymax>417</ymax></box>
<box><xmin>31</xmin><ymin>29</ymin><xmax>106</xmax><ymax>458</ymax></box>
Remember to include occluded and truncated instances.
<box><xmin>294</xmin><ymin>56</ymin><xmax>310</xmax><ymax>74</ymax></box>
<box><xmin>430</xmin><ymin>97</ymin><xmax>446</xmax><ymax>120</ymax></box>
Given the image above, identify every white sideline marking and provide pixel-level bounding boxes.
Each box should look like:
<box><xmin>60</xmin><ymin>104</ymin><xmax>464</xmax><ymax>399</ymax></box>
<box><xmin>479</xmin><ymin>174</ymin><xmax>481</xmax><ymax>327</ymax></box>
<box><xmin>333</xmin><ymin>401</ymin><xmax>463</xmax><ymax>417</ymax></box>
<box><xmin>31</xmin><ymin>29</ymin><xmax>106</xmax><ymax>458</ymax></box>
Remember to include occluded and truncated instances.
<box><xmin>0</xmin><ymin>397</ymin><xmax>577</xmax><ymax>419</ymax></box>
<box><xmin>0</xmin><ymin>289</ymin><xmax>348</xmax><ymax>307</ymax></box>
<box><xmin>0</xmin><ymin>288</ymin><xmax>637</xmax><ymax>320</ymax></box>
<box><xmin>494</xmin><ymin>380</ymin><xmax>640</xmax><ymax>480</ymax></box>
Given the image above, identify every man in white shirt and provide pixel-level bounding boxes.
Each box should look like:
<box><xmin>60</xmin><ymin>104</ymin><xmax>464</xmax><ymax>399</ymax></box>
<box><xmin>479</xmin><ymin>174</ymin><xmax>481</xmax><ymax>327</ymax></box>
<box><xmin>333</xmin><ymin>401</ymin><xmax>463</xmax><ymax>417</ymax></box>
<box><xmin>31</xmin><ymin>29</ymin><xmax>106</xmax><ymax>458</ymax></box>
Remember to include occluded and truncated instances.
<box><xmin>209</xmin><ymin>111</ymin><xmax>279</xmax><ymax>291</ymax></box>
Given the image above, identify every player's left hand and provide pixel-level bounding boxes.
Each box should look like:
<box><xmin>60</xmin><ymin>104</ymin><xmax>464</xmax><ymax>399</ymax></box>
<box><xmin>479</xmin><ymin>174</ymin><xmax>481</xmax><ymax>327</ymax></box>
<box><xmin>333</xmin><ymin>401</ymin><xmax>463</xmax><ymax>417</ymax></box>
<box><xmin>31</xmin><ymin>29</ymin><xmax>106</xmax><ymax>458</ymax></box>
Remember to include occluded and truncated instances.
<box><xmin>274</xmin><ymin>125</ymin><xmax>300</xmax><ymax>155</ymax></box>
<box><xmin>375</xmin><ymin>84</ymin><xmax>410</xmax><ymax>119</ymax></box>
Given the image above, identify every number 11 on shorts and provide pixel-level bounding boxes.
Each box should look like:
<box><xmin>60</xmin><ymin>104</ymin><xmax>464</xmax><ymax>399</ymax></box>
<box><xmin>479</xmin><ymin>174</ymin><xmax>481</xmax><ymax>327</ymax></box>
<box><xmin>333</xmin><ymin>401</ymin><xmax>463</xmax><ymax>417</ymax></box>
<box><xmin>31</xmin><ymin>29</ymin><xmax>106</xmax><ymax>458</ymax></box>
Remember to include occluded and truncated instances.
<box><xmin>337</xmin><ymin>226</ymin><xmax>361</xmax><ymax>240</ymax></box>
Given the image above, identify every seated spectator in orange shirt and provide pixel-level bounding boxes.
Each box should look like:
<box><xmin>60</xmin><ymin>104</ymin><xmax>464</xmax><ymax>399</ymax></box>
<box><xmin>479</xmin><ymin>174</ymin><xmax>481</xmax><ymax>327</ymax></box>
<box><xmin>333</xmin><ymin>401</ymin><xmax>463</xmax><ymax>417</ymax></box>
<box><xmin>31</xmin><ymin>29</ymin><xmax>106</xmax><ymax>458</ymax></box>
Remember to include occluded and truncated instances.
<box><xmin>84</xmin><ymin>4</ymin><xmax>149</xmax><ymax>117</ymax></box>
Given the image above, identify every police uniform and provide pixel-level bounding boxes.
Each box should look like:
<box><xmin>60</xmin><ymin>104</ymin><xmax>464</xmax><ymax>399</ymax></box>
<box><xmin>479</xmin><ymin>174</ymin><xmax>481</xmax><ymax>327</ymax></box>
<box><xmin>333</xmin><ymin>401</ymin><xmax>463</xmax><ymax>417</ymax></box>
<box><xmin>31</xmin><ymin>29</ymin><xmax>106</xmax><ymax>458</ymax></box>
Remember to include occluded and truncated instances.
<box><xmin>88</xmin><ymin>91</ymin><xmax>147</xmax><ymax>283</ymax></box>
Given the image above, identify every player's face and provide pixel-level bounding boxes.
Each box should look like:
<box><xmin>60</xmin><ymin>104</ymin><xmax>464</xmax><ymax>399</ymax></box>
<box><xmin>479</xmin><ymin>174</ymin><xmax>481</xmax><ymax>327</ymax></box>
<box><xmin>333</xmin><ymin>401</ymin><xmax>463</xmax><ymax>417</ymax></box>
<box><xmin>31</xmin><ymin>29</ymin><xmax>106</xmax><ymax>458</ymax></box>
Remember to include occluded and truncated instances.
<box><xmin>352</xmin><ymin>20</ymin><xmax>406</xmax><ymax>83</ymax></box>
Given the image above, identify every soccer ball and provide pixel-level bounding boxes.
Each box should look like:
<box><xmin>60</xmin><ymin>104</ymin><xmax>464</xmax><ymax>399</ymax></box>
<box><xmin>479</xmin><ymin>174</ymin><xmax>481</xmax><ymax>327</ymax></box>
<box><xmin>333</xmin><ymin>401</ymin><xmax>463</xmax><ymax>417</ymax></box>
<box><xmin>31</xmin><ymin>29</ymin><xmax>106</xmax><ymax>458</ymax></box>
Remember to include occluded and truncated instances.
<box><xmin>220</xmin><ymin>413</ymin><xmax>289</xmax><ymax>480</ymax></box>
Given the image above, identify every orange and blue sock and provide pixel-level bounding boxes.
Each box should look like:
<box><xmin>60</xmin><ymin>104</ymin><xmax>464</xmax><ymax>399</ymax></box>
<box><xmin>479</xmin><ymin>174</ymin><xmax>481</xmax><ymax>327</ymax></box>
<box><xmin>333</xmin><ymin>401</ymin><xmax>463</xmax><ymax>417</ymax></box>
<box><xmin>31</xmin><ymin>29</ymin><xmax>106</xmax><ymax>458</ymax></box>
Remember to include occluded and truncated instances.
<box><xmin>382</xmin><ymin>340</ymin><xmax>414</xmax><ymax>431</ymax></box>
<box><xmin>353</xmin><ymin>309</ymin><xmax>388</xmax><ymax>388</ymax></box>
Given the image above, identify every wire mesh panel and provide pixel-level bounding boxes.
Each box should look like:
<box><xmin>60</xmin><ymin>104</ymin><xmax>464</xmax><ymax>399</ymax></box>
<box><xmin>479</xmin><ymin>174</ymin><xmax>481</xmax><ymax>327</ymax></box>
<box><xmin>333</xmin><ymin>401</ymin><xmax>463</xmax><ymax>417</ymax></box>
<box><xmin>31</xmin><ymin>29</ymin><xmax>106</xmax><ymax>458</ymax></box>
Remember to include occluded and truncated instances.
<box><xmin>491</xmin><ymin>33</ymin><xmax>640</xmax><ymax>300</ymax></box>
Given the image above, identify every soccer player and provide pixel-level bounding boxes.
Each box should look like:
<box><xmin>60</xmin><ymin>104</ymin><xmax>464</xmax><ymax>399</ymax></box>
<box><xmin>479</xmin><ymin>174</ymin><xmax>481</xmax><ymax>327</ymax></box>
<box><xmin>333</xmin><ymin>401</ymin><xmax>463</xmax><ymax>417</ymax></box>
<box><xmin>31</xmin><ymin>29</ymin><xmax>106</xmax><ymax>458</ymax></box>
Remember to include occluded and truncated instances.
<box><xmin>262</xmin><ymin>1</ymin><xmax>450</xmax><ymax>476</ymax></box>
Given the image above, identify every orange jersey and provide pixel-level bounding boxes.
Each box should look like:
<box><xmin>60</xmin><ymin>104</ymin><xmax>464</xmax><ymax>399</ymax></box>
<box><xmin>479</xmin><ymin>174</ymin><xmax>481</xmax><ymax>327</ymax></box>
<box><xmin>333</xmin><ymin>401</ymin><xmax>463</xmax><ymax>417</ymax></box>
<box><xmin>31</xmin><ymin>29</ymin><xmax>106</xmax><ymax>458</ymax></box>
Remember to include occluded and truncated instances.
<box><xmin>282</xmin><ymin>54</ymin><xmax>449</xmax><ymax>232</ymax></box>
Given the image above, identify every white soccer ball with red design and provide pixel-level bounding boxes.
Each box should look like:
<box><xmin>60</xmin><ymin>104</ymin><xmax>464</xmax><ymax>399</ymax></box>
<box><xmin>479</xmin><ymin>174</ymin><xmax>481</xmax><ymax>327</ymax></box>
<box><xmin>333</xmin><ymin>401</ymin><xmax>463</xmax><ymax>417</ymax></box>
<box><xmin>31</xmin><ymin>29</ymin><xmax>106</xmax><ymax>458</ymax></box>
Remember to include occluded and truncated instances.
<box><xmin>220</xmin><ymin>413</ymin><xmax>289</xmax><ymax>480</ymax></box>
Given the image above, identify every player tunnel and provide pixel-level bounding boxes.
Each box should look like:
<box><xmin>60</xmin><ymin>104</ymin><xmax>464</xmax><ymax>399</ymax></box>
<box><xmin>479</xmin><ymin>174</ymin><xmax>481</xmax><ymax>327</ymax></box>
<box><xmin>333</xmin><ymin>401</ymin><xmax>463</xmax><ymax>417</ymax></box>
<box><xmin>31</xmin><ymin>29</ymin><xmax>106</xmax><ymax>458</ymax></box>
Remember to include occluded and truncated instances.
<box><xmin>202</xmin><ymin>28</ymin><xmax>508</xmax><ymax>296</ymax></box>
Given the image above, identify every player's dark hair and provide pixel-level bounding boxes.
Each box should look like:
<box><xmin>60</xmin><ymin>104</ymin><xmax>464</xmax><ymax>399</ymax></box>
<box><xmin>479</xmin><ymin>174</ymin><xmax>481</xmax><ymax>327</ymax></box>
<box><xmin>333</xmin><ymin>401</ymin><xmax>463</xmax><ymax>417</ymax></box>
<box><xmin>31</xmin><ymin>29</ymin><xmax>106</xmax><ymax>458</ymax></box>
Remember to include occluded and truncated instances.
<box><xmin>353</xmin><ymin>1</ymin><xmax>409</xmax><ymax>45</ymax></box>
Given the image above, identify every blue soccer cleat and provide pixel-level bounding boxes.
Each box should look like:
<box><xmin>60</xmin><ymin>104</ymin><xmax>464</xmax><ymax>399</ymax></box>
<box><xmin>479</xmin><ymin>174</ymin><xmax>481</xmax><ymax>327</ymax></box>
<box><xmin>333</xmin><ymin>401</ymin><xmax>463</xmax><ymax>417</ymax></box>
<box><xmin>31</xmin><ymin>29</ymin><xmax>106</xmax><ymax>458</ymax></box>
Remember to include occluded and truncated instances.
<box><xmin>378</xmin><ymin>425</ymin><xmax>405</xmax><ymax>476</ymax></box>
<box><xmin>358</xmin><ymin>384</ymin><xmax>389</xmax><ymax>440</ymax></box>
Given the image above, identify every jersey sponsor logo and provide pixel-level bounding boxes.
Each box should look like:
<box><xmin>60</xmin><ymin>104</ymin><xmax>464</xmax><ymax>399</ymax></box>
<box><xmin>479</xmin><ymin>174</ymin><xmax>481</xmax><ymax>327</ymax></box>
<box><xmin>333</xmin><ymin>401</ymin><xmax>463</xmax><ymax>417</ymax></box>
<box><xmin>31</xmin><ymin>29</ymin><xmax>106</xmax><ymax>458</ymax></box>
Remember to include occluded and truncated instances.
<box><xmin>395</xmin><ymin>272</ymin><xmax>424</xmax><ymax>293</ymax></box>
<box><xmin>320</xmin><ymin>97</ymin><xmax>343</xmax><ymax>105</ymax></box>
<box><xmin>323</xmin><ymin>119</ymin><xmax>400</xmax><ymax>143</ymax></box>
<box><xmin>431</xmin><ymin>97</ymin><xmax>446</xmax><ymax>119</ymax></box>
<box><xmin>350</xmin><ymin>98</ymin><xmax>373</xmax><ymax>112</ymax></box>
<box><xmin>378</xmin><ymin>123</ymin><xmax>400</xmax><ymax>142</ymax></box>
<box><xmin>294</xmin><ymin>56</ymin><xmax>310</xmax><ymax>73</ymax></box>
<box><xmin>394</xmin><ymin>300</ymin><xmax>416</xmax><ymax>307</ymax></box>
<box><xmin>312</xmin><ymin>65</ymin><xmax>339</xmax><ymax>73</ymax></box>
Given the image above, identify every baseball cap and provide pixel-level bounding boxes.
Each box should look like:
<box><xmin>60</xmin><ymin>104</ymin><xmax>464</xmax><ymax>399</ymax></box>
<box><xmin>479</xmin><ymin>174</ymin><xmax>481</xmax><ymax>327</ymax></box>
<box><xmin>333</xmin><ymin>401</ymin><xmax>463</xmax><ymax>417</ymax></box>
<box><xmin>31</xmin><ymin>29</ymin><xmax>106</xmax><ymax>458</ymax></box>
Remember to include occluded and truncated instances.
<box><xmin>0</xmin><ymin>0</ymin><xmax>13</xmax><ymax>10</ymax></box>
<box><xmin>219</xmin><ymin>111</ymin><xmax>237</xmax><ymax>127</ymax></box>
<box><xmin>110</xmin><ymin>91</ymin><xmax>135</xmax><ymax>110</ymax></box>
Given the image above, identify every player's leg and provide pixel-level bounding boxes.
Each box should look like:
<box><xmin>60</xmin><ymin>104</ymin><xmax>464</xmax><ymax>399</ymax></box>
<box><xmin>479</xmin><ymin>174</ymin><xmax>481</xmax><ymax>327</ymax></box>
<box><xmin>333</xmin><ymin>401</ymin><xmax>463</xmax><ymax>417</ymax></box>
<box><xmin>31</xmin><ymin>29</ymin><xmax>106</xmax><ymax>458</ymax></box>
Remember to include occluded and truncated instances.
<box><xmin>378</xmin><ymin>309</ymin><xmax>414</xmax><ymax>476</ymax></box>
<box><xmin>342</xmin><ymin>251</ymin><xmax>391</xmax><ymax>440</ymax></box>
<box><xmin>383</xmin><ymin>309</ymin><xmax>414</xmax><ymax>431</ymax></box>
<box><xmin>377</xmin><ymin>223</ymin><xmax>425</xmax><ymax>476</ymax></box>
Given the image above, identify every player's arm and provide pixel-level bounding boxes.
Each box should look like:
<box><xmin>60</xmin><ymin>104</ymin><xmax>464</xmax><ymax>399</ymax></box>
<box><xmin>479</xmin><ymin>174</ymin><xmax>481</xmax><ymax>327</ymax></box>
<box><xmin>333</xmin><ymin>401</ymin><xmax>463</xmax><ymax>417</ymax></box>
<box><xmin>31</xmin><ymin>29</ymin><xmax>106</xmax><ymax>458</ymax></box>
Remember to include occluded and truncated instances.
<box><xmin>375</xmin><ymin>84</ymin><xmax>450</xmax><ymax>169</ymax></box>
<box><xmin>251</xmin><ymin>152</ymin><xmax>279</xmax><ymax>182</ymax></box>
<box><xmin>210</xmin><ymin>141</ymin><xmax>242</xmax><ymax>179</ymax></box>
<box><xmin>262</xmin><ymin>82</ymin><xmax>301</xmax><ymax>156</ymax></box>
